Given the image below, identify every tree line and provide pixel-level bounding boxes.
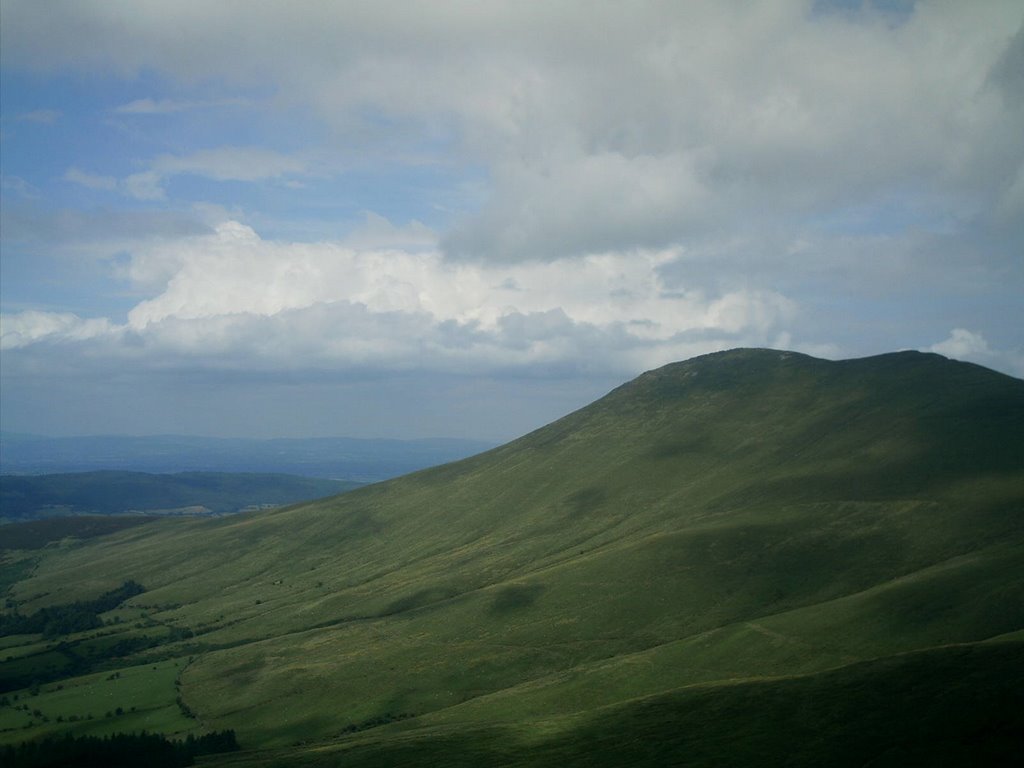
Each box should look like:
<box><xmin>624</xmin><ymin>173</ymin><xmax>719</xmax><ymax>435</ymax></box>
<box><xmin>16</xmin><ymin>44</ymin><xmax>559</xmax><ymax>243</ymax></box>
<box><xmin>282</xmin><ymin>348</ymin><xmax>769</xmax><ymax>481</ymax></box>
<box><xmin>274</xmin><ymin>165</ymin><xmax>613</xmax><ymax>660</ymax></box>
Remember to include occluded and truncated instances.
<box><xmin>0</xmin><ymin>581</ymin><xmax>145</xmax><ymax>639</ymax></box>
<box><xmin>0</xmin><ymin>729</ymin><xmax>239</xmax><ymax>768</ymax></box>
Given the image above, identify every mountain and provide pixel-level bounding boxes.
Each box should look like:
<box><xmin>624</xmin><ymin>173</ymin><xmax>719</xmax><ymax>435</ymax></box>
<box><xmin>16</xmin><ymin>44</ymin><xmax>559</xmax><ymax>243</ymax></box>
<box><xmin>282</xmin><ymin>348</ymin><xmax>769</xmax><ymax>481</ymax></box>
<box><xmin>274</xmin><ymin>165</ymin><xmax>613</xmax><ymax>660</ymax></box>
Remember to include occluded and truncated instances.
<box><xmin>0</xmin><ymin>434</ymin><xmax>495</xmax><ymax>481</ymax></box>
<box><xmin>0</xmin><ymin>471</ymin><xmax>362</xmax><ymax>523</ymax></box>
<box><xmin>1</xmin><ymin>349</ymin><xmax>1021</xmax><ymax>765</ymax></box>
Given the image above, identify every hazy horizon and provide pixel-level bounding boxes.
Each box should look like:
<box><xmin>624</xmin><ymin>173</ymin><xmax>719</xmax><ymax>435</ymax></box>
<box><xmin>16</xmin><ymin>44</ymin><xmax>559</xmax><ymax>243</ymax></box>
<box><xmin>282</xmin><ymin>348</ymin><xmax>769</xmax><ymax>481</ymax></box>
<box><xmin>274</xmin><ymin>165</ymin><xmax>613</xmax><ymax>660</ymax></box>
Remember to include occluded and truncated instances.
<box><xmin>1</xmin><ymin>429</ymin><xmax>497</xmax><ymax>443</ymax></box>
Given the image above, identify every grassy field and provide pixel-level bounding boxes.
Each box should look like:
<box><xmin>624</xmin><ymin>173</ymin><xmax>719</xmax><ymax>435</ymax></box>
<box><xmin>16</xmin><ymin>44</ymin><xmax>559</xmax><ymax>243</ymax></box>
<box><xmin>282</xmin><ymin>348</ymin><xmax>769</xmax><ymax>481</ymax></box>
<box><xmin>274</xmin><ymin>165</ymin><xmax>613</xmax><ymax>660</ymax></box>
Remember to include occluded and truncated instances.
<box><xmin>202</xmin><ymin>637</ymin><xmax>1024</xmax><ymax>768</ymax></box>
<box><xmin>1</xmin><ymin>349</ymin><xmax>1021</xmax><ymax>764</ymax></box>
<box><xmin>0</xmin><ymin>657</ymin><xmax>195</xmax><ymax>742</ymax></box>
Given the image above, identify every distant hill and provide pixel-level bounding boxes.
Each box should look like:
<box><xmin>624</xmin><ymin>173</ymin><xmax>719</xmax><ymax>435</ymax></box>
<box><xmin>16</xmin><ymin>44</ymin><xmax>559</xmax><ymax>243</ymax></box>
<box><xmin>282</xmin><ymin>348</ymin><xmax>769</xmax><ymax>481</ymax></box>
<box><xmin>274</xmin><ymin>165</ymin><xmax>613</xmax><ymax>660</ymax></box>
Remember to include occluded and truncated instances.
<box><xmin>0</xmin><ymin>434</ymin><xmax>495</xmax><ymax>481</ymax></box>
<box><xmin>1</xmin><ymin>349</ymin><xmax>1021</xmax><ymax>766</ymax></box>
<box><xmin>0</xmin><ymin>471</ymin><xmax>361</xmax><ymax>523</ymax></box>
<box><xmin>0</xmin><ymin>515</ymin><xmax>159</xmax><ymax>552</ymax></box>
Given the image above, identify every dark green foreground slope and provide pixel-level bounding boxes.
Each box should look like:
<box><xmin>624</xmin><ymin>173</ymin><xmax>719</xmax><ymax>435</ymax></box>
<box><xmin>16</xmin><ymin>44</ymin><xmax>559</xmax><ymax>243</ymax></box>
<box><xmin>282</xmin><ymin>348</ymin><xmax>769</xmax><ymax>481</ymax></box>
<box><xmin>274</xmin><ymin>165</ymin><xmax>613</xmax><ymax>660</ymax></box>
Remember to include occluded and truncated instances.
<box><xmin>2</xmin><ymin>350</ymin><xmax>1022</xmax><ymax>765</ymax></box>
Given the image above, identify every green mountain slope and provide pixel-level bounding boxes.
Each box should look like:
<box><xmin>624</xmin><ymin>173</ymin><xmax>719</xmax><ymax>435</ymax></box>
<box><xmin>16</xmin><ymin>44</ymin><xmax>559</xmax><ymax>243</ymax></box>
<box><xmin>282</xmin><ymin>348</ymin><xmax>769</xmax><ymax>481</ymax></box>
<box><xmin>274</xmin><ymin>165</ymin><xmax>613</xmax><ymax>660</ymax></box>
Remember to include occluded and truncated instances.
<box><xmin>2</xmin><ymin>349</ymin><xmax>1022</xmax><ymax>764</ymax></box>
<box><xmin>209</xmin><ymin>639</ymin><xmax>1024</xmax><ymax>768</ymax></box>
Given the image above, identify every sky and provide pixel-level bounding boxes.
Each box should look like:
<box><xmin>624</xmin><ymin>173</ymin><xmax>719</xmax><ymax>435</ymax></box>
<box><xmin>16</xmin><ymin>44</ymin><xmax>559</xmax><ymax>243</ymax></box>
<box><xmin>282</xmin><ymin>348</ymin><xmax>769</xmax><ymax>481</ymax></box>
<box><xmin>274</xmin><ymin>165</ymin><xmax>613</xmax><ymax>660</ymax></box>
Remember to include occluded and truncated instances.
<box><xmin>1</xmin><ymin>0</ymin><xmax>1022</xmax><ymax>441</ymax></box>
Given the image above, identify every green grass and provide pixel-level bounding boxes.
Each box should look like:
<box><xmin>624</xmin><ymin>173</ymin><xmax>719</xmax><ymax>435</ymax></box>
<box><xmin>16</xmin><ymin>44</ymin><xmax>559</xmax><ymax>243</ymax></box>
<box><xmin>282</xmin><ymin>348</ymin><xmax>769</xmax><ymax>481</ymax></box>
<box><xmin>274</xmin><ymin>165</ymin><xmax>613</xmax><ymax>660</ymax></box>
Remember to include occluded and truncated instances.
<box><xmin>1</xmin><ymin>349</ymin><xmax>1021</xmax><ymax>763</ymax></box>
<box><xmin>202</xmin><ymin>638</ymin><xmax>1024</xmax><ymax>767</ymax></box>
<box><xmin>0</xmin><ymin>657</ymin><xmax>196</xmax><ymax>743</ymax></box>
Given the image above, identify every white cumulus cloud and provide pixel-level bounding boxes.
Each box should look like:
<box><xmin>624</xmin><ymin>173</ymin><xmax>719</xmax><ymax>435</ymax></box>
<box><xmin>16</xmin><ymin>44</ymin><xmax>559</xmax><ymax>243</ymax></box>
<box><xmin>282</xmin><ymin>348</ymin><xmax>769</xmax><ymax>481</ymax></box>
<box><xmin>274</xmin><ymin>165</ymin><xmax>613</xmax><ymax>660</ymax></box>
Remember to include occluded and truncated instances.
<box><xmin>0</xmin><ymin>311</ymin><xmax>114</xmax><ymax>350</ymax></box>
<box><xmin>928</xmin><ymin>329</ymin><xmax>1024</xmax><ymax>378</ymax></box>
<box><xmin>929</xmin><ymin>328</ymin><xmax>992</xmax><ymax>359</ymax></box>
<box><xmin>4</xmin><ymin>219</ymin><xmax>803</xmax><ymax>375</ymax></box>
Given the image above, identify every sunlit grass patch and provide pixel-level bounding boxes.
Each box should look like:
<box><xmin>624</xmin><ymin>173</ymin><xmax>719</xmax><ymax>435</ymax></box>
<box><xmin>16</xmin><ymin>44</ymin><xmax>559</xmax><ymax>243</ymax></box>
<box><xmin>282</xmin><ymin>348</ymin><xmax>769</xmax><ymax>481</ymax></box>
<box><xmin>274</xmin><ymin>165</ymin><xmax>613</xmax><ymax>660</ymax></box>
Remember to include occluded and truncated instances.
<box><xmin>0</xmin><ymin>656</ymin><xmax>195</xmax><ymax>744</ymax></box>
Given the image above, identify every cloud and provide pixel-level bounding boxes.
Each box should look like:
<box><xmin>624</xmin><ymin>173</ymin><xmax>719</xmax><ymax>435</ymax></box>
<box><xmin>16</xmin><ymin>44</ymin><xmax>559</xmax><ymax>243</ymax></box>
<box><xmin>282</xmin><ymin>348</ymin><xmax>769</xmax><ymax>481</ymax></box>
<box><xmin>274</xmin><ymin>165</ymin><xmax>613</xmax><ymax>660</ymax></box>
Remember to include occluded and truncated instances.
<box><xmin>123</xmin><ymin>171</ymin><xmax>166</xmax><ymax>201</ymax></box>
<box><xmin>113</xmin><ymin>96</ymin><xmax>251</xmax><ymax>114</ymax></box>
<box><xmin>67</xmin><ymin>147</ymin><xmax>311</xmax><ymax>200</ymax></box>
<box><xmin>149</xmin><ymin>147</ymin><xmax>309</xmax><ymax>182</ymax></box>
<box><xmin>14</xmin><ymin>215</ymin><xmax>1022</xmax><ymax>384</ymax></box>
<box><xmin>16</xmin><ymin>109</ymin><xmax>61</xmax><ymax>123</ymax></box>
<box><xmin>444</xmin><ymin>151</ymin><xmax>713</xmax><ymax>260</ymax></box>
<box><xmin>1</xmin><ymin>175</ymin><xmax>40</xmax><ymax>199</ymax></box>
<box><xmin>136</xmin><ymin>147</ymin><xmax>309</xmax><ymax>199</ymax></box>
<box><xmin>3</xmin><ymin>219</ymin><xmax>801</xmax><ymax>375</ymax></box>
<box><xmin>3</xmin><ymin>1</ymin><xmax>1021</xmax><ymax>262</ymax></box>
<box><xmin>0</xmin><ymin>310</ymin><xmax>113</xmax><ymax>350</ymax></box>
<box><xmin>344</xmin><ymin>212</ymin><xmax>437</xmax><ymax>251</ymax></box>
<box><xmin>929</xmin><ymin>328</ymin><xmax>992</xmax><ymax>359</ymax></box>
<box><xmin>64</xmin><ymin>167</ymin><xmax>118</xmax><ymax>191</ymax></box>
<box><xmin>928</xmin><ymin>328</ymin><xmax>1024</xmax><ymax>378</ymax></box>
<box><xmin>1</xmin><ymin>206</ymin><xmax>212</xmax><ymax>249</ymax></box>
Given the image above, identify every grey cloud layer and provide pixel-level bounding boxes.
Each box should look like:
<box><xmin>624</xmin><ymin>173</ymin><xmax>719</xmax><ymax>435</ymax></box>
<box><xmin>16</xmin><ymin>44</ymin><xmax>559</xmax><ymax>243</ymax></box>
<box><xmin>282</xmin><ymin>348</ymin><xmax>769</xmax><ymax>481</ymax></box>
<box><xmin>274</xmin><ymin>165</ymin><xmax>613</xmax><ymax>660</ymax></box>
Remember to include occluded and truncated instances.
<box><xmin>4</xmin><ymin>1</ymin><xmax>1021</xmax><ymax>260</ymax></box>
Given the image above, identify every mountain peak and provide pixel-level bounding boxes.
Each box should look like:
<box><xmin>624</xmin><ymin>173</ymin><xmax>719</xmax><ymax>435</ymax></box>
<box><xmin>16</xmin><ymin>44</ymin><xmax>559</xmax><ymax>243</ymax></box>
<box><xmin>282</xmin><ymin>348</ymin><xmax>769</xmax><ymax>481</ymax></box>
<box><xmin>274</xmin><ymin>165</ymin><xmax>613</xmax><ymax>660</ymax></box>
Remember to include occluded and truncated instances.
<box><xmin>622</xmin><ymin>347</ymin><xmax>1013</xmax><ymax>401</ymax></box>
<box><xmin>652</xmin><ymin>347</ymin><xmax>952</xmax><ymax>376</ymax></box>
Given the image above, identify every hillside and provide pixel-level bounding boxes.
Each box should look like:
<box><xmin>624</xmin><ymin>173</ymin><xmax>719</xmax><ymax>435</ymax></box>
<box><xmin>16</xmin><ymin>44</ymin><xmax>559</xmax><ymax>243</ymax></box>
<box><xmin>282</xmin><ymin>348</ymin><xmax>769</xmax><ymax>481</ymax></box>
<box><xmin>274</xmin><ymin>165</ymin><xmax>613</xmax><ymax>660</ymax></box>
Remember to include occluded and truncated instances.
<box><xmin>1</xmin><ymin>349</ymin><xmax>1022</xmax><ymax>765</ymax></box>
<box><xmin>0</xmin><ymin>471</ymin><xmax>362</xmax><ymax>523</ymax></box>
